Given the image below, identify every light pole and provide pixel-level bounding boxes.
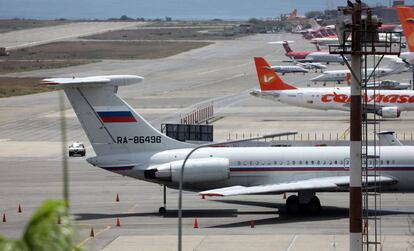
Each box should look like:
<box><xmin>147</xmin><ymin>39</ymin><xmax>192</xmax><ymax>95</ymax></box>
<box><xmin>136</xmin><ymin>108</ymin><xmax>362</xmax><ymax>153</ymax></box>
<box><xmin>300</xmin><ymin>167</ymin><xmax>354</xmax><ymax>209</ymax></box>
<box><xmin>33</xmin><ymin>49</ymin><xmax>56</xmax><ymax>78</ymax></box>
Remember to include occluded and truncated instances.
<box><xmin>177</xmin><ymin>131</ymin><xmax>297</xmax><ymax>251</ymax></box>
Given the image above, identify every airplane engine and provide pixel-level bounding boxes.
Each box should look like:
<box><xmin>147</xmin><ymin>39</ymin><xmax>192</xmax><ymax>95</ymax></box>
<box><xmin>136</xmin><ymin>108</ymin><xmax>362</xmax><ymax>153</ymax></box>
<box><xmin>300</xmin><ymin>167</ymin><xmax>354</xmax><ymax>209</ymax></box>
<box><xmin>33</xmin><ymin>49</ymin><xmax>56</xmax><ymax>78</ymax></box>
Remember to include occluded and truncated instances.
<box><xmin>145</xmin><ymin>158</ymin><xmax>230</xmax><ymax>183</ymax></box>
<box><xmin>377</xmin><ymin>106</ymin><xmax>401</xmax><ymax>118</ymax></box>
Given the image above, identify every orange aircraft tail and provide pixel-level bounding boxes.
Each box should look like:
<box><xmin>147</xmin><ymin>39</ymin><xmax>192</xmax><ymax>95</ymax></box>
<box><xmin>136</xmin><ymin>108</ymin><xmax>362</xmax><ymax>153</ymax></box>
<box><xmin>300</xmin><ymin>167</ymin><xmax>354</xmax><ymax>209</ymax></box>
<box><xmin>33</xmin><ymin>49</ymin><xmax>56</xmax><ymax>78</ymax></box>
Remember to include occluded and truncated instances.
<box><xmin>254</xmin><ymin>57</ymin><xmax>297</xmax><ymax>91</ymax></box>
<box><xmin>396</xmin><ymin>7</ymin><xmax>414</xmax><ymax>52</ymax></box>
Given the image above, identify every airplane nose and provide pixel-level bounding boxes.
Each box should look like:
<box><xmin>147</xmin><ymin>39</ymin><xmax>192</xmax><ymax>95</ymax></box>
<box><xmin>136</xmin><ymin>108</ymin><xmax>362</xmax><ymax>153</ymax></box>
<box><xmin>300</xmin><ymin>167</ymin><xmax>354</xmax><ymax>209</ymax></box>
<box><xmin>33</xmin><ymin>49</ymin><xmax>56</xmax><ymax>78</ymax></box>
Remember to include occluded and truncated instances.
<box><xmin>311</xmin><ymin>75</ymin><xmax>324</xmax><ymax>82</ymax></box>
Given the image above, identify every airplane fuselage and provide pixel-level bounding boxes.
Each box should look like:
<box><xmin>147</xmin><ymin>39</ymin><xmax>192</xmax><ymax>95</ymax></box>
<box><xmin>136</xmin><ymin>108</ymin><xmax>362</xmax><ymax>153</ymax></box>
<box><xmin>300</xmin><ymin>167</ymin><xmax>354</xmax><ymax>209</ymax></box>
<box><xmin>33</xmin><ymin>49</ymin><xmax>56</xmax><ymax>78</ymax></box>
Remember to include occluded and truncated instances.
<box><xmin>87</xmin><ymin>146</ymin><xmax>414</xmax><ymax>192</ymax></box>
<box><xmin>251</xmin><ymin>87</ymin><xmax>414</xmax><ymax>112</ymax></box>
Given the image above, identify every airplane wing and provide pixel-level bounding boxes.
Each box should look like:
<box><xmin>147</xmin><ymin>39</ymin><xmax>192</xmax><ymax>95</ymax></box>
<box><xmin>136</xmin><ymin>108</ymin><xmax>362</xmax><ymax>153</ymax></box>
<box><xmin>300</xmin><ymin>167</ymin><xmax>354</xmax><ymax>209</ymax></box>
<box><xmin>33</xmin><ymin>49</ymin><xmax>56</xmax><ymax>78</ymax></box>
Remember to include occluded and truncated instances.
<box><xmin>199</xmin><ymin>175</ymin><xmax>397</xmax><ymax>197</ymax></box>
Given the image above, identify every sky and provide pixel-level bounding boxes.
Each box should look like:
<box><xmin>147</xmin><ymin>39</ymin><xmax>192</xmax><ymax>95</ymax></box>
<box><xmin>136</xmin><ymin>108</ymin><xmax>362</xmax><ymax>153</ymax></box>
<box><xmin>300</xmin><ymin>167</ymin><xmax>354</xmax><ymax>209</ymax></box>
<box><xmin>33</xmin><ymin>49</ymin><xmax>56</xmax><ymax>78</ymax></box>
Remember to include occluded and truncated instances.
<box><xmin>0</xmin><ymin>0</ymin><xmax>413</xmax><ymax>20</ymax></box>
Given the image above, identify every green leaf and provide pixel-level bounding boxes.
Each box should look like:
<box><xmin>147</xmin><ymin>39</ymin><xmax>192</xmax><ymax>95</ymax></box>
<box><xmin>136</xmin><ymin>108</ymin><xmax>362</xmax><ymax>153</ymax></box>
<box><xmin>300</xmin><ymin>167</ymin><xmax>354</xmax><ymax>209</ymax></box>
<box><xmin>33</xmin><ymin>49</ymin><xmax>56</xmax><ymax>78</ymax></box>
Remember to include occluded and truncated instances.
<box><xmin>0</xmin><ymin>238</ymin><xmax>28</xmax><ymax>251</ymax></box>
<box><xmin>22</xmin><ymin>200</ymin><xmax>81</xmax><ymax>251</ymax></box>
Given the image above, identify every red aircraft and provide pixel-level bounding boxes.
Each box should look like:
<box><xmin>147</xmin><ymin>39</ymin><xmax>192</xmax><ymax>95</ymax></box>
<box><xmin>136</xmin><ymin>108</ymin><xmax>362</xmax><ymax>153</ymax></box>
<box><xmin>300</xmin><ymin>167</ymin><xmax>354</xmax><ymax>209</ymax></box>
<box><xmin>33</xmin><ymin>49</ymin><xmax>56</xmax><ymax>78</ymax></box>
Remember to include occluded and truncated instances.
<box><xmin>268</xmin><ymin>41</ymin><xmax>320</xmax><ymax>60</ymax></box>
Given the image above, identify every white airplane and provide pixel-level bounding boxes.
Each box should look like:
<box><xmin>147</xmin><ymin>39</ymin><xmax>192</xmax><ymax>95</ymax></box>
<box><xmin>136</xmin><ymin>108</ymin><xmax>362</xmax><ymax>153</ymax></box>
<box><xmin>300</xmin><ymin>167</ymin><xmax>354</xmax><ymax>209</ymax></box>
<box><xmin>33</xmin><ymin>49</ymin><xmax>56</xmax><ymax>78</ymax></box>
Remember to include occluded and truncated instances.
<box><xmin>41</xmin><ymin>75</ymin><xmax>414</xmax><ymax>215</ymax></box>
<box><xmin>293</xmin><ymin>60</ymin><xmax>327</xmax><ymax>73</ymax></box>
<box><xmin>251</xmin><ymin>57</ymin><xmax>414</xmax><ymax>118</ymax></box>
<box><xmin>269</xmin><ymin>41</ymin><xmax>347</xmax><ymax>64</ymax></box>
<box><xmin>365</xmin><ymin>80</ymin><xmax>411</xmax><ymax>90</ymax></box>
<box><xmin>270</xmin><ymin>65</ymin><xmax>308</xmax><ymax>75</ymax></box>
<box><xmin>311</xmin><ymin>33</ymin><xmax>400</xmax><ymax>46</ymax></box>
<box><xmin>310</xmin><ymin>58</ymin><xmax>407</xmax><ymax>84</ymax></box>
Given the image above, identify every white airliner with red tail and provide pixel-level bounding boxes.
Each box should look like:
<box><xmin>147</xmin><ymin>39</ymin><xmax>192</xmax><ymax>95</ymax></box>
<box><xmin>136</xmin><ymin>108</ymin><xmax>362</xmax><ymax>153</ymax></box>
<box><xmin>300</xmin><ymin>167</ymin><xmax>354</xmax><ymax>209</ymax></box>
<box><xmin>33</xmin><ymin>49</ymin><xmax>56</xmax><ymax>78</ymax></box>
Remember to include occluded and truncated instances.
<box><xmin>41</xmin><ymin>74</ymin><xmax>414</xmax><ymax>215</ymax></box>
<box><xmin>250</xmin><ymin>57</ymin><xmax>414</xmax><ymax>118</ymax></box>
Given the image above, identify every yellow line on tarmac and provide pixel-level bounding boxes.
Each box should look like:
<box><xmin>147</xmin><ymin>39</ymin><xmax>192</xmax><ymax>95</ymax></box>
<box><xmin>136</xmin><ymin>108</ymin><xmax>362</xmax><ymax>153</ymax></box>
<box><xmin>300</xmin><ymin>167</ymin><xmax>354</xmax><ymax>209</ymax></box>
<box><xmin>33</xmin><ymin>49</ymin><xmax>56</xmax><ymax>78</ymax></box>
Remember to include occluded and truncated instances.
<box><xmin>76</xmin><ymin>225</ymin><xmax>111</xmax><ymax>248</ymax></box>
<box><xmin>126</xmin><ymin>203</ymin><xmax>139</xmax><ymax>213</ymax></box>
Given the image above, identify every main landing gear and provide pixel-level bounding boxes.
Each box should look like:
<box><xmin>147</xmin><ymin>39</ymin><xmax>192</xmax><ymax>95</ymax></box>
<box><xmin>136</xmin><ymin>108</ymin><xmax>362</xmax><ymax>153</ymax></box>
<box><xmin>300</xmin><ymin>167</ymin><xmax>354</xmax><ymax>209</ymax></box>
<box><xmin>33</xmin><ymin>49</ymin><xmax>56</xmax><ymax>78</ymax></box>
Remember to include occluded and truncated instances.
<box><xmin>159</xmin><ymin>185</ymin><xmax>167</xmax><ymax>214</ymax></box>
<box><xmin>286</xmin><ymin>191</ymin><xmax>321</xmax><ymax>215</ymax></box>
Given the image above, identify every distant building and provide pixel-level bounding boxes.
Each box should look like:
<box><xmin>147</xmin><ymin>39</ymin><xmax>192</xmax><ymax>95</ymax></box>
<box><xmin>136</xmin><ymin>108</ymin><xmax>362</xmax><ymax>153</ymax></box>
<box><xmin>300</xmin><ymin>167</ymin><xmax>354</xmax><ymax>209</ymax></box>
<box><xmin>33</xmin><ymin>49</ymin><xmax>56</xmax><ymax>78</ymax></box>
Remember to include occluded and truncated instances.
<box><xmin>393</xmin><ymin>0</ymin><xmax>405</xmax><ymax>6</ymax></box>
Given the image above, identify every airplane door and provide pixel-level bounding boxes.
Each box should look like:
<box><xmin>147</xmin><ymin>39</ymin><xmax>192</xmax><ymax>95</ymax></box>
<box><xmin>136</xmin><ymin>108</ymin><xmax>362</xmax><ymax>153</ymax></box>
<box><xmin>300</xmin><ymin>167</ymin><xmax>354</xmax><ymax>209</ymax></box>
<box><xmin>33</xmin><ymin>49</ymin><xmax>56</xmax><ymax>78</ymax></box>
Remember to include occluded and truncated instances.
<box><xmin>343</xmin><ymin>158</ymin><xmax>350</xmax><ymax>170</ymax></box>
<box><xmin>297</xmin><ymin>93</ymin><xmax>304</xmax><ymax>103</ymax></box>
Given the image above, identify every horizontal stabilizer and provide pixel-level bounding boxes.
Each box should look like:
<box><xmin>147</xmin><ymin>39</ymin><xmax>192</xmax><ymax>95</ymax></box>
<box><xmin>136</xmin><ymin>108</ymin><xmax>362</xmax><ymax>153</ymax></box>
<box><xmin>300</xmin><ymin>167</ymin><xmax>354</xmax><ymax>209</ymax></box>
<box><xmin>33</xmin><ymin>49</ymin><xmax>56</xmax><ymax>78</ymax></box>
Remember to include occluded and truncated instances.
<box><xmin>41</xmin><ymin>75</ymin><xmax>144</xmax><ymax>89</ymax></box>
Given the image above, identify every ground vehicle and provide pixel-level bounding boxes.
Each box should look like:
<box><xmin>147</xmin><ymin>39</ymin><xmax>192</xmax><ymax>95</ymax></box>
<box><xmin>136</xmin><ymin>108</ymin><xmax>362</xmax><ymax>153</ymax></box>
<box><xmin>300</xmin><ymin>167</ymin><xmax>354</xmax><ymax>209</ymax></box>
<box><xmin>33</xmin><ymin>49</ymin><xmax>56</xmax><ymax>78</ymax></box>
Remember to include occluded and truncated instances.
<box><xmin>68</xmin><ymin>142</ymin><xmax>86</xmax><ymax>157</ymax></box>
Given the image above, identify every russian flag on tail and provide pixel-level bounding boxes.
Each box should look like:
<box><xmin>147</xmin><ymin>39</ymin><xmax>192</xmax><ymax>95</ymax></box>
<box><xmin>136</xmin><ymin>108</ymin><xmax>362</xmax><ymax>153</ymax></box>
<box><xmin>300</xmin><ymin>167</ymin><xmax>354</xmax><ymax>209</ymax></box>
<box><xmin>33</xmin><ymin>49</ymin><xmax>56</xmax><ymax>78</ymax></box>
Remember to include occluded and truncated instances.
<box><xmin>95</xmin><ymin>106</ymin><xmax>137</xmax><ymax>123</ymax></box>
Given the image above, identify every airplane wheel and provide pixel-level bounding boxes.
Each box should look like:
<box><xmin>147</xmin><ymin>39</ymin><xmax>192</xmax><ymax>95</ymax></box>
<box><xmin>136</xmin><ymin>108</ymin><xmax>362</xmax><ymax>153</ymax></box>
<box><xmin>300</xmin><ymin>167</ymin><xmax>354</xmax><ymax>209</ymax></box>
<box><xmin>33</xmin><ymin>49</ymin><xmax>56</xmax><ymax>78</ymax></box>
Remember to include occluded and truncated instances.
<box><xmin>286</xmin><ymin>195</ymin><xmax>300</xmax><ymax>214</ymax></box>
<box><xmin>306</xmin><ymin>196</ymin><xmax>321</xmax><ymax>215</ymax></box>
<box><xmin>158</xmin><ymin>206</ymin><xmax>166</xmax><ymax>214</ymax></box>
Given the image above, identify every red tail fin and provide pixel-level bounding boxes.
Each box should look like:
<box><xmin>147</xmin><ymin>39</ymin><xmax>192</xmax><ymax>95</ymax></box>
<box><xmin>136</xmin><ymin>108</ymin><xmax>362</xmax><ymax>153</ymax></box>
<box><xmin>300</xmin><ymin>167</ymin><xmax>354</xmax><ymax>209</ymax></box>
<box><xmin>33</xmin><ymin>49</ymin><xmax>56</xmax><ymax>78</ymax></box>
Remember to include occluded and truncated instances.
<box><xmin>254</xmin><ymin>57</ymin><xmax>297</xmax><ymax>91</ymax></box>
<box><xmin>282</xmin><ymin>41</ymin><xmax>292</xmax><ymax>53</ymax></box>
<box><xmin>396</xmin><ymin>7</ymin><xmax>414</xmax><ymax>52</ymax></box>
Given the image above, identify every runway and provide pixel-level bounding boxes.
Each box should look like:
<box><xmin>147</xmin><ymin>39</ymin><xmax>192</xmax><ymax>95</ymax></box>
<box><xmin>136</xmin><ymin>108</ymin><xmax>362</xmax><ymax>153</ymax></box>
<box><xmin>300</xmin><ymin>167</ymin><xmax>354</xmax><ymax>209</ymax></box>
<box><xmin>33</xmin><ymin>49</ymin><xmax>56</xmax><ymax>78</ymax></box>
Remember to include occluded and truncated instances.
<box><xmin>1</xmin><ymin>27</ymin><xmax>414</xmax><ymax>250</ymax></box>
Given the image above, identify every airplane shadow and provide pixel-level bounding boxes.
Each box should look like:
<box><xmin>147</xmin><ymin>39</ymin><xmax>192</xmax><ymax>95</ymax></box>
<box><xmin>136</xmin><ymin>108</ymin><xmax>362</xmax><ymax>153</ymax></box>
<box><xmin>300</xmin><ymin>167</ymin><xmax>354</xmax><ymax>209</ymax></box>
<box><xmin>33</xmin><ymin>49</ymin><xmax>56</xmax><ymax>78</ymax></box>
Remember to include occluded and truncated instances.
<box><xmin>73</xmin><ymin>199</ymin><xmax>414</xmax><ymax>226</ymax></box>
<box><xmin>74</xmin><ymin>209</ymin><xmax>239</xmax><ymax>221</ymax></box>
<box><xmin>206</xmin><ymin>199</ymin><xmax>414</xmax><ymax>228</ymax></box>
<box><xmin>74</xmin><ymin>212</ymin><xmax>158</xmax><ymax>220</ymax></box>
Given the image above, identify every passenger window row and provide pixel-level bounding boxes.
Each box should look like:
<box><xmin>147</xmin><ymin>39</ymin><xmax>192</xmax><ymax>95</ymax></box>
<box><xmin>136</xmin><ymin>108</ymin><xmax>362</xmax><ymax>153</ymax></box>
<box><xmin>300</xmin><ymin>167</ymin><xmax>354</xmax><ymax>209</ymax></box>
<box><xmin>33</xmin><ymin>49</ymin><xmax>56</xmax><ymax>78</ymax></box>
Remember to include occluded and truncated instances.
<box><xmin>235</xmin><ymin>159</ymin><xmax>396</xmax><ymax>166</ymax></box>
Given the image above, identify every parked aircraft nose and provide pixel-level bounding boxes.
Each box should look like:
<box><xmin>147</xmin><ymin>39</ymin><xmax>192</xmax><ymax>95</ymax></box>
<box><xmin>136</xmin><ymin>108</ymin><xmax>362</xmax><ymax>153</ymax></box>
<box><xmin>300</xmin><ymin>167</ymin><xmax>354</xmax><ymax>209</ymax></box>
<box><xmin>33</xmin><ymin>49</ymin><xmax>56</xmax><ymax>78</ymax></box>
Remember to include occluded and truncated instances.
<box><xmin>310</xmin><ymin>74</ymin><xmax>325</xmax><ymax>82</ymax></box>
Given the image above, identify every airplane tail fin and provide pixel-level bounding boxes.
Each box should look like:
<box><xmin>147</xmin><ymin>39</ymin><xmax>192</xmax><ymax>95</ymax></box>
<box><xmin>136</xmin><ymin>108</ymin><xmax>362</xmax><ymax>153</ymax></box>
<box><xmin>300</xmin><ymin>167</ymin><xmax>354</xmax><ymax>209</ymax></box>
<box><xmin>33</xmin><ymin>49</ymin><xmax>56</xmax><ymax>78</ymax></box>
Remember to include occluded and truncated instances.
<box><xmin>254</xmin><ymin>57</ymin><xmax>297</xmax><ymax>91</ymax></box>
<box><xmin>386</xmin><ymin>58</ymin><xmax>406</xmax><ymax>72</ymax></box>
<box><xmin>282</xmin><ymin>41</ymin><xmax>292</xmax><ymax>53</ymax></box>
<box><xmin>41</xmin><ymin>75</ymin><xmax>190</xmax><ymax>156</ymax></box>
<box><xmin>396</xmin><ymin>6</ymin><xmax>414</xmax><ymax>52</ymax></box>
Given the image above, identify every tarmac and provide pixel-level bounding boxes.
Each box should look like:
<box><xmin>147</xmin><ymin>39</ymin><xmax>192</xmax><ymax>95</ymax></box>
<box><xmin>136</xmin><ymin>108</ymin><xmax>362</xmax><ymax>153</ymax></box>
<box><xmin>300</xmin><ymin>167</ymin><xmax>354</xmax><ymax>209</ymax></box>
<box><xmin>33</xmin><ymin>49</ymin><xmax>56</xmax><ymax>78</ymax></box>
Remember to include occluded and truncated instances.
<box><xmin>1</xmin><ymin>23</ymin><xmax>414</xmax><ymax>250</ymax></box>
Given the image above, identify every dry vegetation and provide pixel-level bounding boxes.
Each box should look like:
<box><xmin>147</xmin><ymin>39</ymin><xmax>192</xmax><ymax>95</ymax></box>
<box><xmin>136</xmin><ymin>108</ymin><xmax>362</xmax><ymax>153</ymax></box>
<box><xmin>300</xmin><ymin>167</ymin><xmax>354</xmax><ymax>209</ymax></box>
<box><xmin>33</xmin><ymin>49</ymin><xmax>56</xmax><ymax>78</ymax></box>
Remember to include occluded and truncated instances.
<box><xmin>0</xmin><ymin>22</ymin><xmax>221</xmax><ymax>97</ymax></box>
<box><xmin>0</xmin><ymin>77</ymin><xmax>46</xmax><ymax>98</ymax></box>
<box><xmin>7</xmin><ymin>41</ymin><xmax>212</xmax><ymax>60</ymax></box>
<box><xmin>83</xmin><ymin>27</ymin><xmax>243</xmax><ymax>41</ymax></box>
<box><xmin>0</xmin><ymin>59</ymin><xmax>96</xmax><ymax>74</ymax></box>
<box><xmin>0</xmin><ymin>19</ymin><xmax>68</xmax><ymax>33</ymax></box>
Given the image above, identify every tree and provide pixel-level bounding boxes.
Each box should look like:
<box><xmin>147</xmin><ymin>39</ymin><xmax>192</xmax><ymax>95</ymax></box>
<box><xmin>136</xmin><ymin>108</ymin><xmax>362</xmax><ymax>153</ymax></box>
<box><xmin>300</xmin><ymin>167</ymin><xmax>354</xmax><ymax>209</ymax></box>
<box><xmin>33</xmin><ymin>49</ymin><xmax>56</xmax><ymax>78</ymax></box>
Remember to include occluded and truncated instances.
<box><xmin>0</xmin><ymin>200</ymin><xmax>82</xmax><ymax>251</ymax></box>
